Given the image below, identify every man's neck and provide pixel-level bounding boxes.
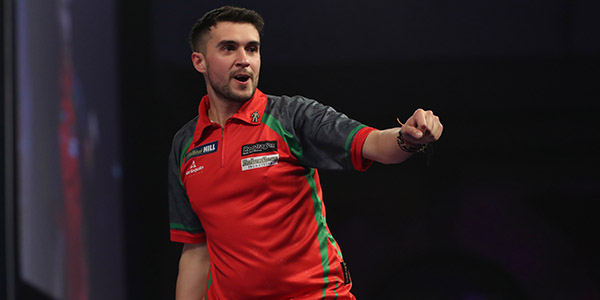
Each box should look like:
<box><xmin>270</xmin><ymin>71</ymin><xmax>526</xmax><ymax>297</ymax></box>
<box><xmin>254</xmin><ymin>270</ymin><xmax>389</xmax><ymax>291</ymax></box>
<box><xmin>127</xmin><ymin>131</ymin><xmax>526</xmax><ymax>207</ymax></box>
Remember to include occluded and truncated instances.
<box><xmin>207</xmin><ymin>93</ymin><xmax>245</xmax><ymax>127</ymax></box>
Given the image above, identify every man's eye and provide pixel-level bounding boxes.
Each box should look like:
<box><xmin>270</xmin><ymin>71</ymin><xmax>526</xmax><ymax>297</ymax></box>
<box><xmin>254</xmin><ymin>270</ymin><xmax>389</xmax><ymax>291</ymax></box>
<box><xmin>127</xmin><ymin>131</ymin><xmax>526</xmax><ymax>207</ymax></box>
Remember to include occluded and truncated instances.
<box><xmin>222</xmin><ymin>45</ymin><xmax>235</xmax><ymax>51</ymax></box>
<box><xmin>247</xmin><ymin>46</ymin><xmax>259</xmax><ymax>53</ymax></box>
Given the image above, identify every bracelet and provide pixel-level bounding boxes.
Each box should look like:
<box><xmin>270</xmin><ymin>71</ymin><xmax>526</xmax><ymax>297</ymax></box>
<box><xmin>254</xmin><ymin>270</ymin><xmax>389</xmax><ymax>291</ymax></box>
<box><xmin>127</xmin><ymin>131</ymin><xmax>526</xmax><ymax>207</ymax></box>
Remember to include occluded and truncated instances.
<box><xmin>396</xmin><ymin>119</ymin><xmax>428</xmax><ymax>153</ymax></box>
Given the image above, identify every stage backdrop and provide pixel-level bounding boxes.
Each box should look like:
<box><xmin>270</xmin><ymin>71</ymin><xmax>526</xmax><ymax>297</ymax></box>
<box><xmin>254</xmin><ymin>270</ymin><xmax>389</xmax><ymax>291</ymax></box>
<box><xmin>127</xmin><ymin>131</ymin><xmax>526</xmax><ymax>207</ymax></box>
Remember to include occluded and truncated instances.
<box><xmin>15</xmin><ymin>0</ymin><xmax>124</xmax><ymax>299</ymax></box>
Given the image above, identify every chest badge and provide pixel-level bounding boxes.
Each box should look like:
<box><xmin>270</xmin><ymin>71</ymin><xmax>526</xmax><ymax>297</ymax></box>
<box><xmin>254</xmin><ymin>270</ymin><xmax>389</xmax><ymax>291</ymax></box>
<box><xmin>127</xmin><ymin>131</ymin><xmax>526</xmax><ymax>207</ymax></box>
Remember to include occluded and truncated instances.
<box><xmin>185</xmin><ymin>160</ymin><xmax>204</xmax><ymax>176</ymax></box>
<box><xmin>251</xmin><ymin>111</ymin><xmax>260</xmax><ymax>123</ymax></box>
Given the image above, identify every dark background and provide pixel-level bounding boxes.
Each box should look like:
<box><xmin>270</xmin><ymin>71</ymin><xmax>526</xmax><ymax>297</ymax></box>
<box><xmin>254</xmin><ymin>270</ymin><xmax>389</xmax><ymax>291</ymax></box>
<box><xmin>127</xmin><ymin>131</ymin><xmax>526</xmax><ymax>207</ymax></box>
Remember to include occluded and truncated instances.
<box><xmin>4</xmin><ymin>0</ymin><xmax>600</xmax><ymax>299</ymax></box>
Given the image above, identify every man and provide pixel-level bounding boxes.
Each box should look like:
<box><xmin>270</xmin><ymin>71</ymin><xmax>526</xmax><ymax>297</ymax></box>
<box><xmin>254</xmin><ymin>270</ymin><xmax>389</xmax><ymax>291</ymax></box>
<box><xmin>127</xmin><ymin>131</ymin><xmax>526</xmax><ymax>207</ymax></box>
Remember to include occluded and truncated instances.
<box><xmin>168</xmin><ymin>6</ymin><xmax>443</xmax><ymax>300</ymax></box>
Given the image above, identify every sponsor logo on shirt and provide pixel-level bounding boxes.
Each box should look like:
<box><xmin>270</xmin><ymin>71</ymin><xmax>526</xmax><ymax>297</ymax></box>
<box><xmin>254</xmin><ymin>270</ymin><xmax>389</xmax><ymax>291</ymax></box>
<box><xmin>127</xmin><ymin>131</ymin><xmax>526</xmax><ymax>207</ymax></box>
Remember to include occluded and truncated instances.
<box><xmin>185</xmin><ymin>141</ymin><xmax>218</xmax><ymax>162</ymax></box>
<box><xmin>185</xmin><ymin>160</ymin><xmax>204</xmax><ymax>176</ymax></box>
<box><xmin>241</xmin><ymin>154</ymin><xmax>279</xmax><ymax>171</ymax></box>
<box><xmin>241</xmin><ymin>140</ymin><xmax>277</xmax><ymax>156</ymax></box>
<box><xmin>251</xmin><ymin>111</ymin><xmax>260</xmax><ymax>122</ymax></box>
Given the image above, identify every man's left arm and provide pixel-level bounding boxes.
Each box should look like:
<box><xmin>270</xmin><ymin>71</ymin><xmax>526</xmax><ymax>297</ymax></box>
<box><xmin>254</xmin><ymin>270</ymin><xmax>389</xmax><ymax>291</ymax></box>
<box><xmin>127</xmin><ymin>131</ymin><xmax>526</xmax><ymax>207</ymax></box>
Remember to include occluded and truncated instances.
<box><xmin>362</xmin><ymin>108</ymin><xmax>443</xmax><ymax>164</ymax></box>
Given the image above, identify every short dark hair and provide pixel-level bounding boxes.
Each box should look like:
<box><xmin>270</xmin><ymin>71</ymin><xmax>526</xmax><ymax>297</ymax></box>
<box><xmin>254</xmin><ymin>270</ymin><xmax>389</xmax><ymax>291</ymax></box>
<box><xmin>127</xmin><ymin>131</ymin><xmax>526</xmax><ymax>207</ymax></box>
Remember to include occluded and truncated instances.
<box><xmin>189</xmin><ymin>6</ymin><xmax>264</xmax><ymax>53</ymax></box>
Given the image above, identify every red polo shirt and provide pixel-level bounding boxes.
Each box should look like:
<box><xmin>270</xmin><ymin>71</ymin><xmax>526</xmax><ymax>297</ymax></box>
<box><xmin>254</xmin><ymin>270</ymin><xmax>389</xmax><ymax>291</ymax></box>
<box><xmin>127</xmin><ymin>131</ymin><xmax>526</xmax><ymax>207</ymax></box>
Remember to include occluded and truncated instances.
<box><xmin>168</xmin><ymin>90</ymin><xmax>375</xmax><ymax>299</ymax></box>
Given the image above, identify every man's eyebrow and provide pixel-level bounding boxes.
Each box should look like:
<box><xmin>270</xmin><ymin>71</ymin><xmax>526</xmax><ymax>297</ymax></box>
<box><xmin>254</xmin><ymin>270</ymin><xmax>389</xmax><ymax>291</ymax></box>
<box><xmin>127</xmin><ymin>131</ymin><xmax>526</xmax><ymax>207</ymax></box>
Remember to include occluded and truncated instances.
<box><xmin>215</xmin><ymin>40</ymin><xmax>260</xmax><ymax>47</ymax></box>
<box><xmin>216</xmin><ymin>40</ymin><xmax>238</xmax><ymax>47</ymax></box>
<box><xmin>247</xmin><ymin>41</ymin><xmax>260</xmax><ymax>47</ymax></box>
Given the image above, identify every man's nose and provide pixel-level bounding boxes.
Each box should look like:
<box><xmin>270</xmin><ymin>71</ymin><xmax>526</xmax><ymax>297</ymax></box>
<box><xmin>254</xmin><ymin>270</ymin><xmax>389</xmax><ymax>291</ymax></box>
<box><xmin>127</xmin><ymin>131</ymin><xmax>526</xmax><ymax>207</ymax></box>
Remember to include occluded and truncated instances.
<box><xmin>235</xmin><ymin>49</ymin><xmax>250</xmax><ymax>67</ymax></box>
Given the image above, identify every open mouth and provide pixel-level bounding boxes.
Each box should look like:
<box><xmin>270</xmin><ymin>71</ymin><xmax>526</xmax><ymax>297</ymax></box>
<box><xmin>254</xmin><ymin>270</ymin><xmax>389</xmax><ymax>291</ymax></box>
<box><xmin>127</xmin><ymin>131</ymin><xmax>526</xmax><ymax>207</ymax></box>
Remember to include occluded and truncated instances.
<box><xmin>233</xmin><ymin>74</ymin><xmax>250</xmax><ymax>82</ymax></box>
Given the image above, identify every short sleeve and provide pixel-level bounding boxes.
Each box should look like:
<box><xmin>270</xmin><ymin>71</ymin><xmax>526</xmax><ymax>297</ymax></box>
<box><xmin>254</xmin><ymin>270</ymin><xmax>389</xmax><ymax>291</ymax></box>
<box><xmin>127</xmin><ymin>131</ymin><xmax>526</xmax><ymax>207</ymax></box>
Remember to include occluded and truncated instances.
<box><xmin>168</xmin><ymin>133</ymin><xmax>206</xmax><ymax>244</ymax></box>
<box><xmin>264</xmin><ymin>95</ymin><xmax>375</xmax><ymax>171</ymax></box>
<box><xmin>350</xmin><ymin>126</ymin><xmax>377</xmax><ymax>171</ymax></box>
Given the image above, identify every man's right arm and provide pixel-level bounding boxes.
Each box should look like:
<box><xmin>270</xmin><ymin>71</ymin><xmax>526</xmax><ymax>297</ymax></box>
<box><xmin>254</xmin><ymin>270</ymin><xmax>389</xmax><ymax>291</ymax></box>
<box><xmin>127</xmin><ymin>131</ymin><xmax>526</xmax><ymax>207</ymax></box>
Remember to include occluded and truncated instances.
<box><xmin>176</xmin><ymin>243</ymin><xmax>210</xmax><ymax>300</ymax></box>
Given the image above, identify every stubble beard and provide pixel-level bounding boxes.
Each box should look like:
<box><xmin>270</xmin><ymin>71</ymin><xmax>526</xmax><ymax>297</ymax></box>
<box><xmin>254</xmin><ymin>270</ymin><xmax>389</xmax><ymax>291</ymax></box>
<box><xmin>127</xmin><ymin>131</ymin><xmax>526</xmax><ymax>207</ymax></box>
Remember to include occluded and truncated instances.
<box><xmin>207</xmin><ymin>69</ymin><xmax>258</xmax><ymax>104</ymax></box>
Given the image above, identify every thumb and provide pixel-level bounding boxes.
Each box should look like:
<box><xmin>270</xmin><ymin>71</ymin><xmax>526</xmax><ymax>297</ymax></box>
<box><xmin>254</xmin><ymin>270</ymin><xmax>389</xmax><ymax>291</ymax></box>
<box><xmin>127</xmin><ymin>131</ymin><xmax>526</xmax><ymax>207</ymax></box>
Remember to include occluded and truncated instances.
<box><xmin>401</xmin><ymin>125</ymin><xmax>424</xmax><ymax>140</ymax></box>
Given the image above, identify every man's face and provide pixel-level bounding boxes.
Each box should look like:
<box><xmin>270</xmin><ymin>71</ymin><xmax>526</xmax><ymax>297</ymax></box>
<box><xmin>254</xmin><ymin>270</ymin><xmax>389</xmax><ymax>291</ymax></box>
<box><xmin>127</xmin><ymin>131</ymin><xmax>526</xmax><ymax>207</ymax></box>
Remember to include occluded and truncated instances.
<box><xmin>200</xmin><ymin>21</ymin><xmax>261</xmax><ymax>103</ymax></box>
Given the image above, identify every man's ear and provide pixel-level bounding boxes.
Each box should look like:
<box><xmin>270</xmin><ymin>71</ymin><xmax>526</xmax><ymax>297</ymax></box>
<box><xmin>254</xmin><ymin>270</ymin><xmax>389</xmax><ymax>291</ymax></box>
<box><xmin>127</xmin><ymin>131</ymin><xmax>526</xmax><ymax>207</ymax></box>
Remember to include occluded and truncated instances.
<box><xmin>191</xmin><ymin>52</ymin><xmax>206</xmax><ymax>73</ymax></box>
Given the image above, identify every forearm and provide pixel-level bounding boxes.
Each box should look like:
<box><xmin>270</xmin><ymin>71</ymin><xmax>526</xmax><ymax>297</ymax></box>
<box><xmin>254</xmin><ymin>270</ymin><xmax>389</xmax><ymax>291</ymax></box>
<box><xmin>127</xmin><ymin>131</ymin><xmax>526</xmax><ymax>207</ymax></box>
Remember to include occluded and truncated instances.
<box><xmin>362</xmin><ymin>127</ymin><xmax>414</xmax><ymax>164</ymax></box>
<box><xmin>176</xmin><ymin>243</ymin><xmax>210</xmax><ymax>300</ymax></box>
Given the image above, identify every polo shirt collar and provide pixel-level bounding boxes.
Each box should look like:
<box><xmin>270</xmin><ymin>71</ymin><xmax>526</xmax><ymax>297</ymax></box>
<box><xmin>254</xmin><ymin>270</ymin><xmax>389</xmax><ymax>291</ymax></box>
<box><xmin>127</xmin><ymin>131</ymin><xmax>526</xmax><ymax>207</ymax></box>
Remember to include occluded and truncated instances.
<box><xmin>193</xmin><ymin>89</ymin><xmax>267</xmax><ymax>145</ymax></box>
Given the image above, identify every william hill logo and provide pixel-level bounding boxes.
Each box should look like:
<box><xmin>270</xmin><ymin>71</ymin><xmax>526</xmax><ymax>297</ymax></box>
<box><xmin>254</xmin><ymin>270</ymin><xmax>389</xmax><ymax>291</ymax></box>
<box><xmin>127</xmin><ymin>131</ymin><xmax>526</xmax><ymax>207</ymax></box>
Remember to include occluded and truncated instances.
<box><xmin>185</xmin><ymin>141</ymin><xmax>218</xmax><ymax>162</ymax></box>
